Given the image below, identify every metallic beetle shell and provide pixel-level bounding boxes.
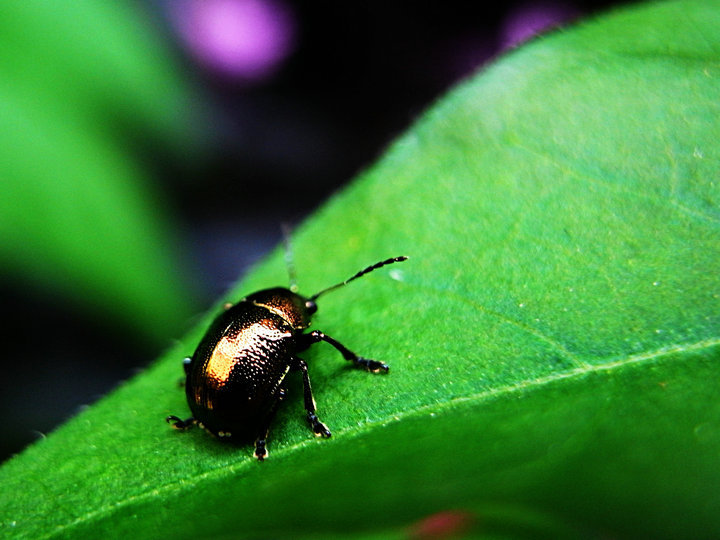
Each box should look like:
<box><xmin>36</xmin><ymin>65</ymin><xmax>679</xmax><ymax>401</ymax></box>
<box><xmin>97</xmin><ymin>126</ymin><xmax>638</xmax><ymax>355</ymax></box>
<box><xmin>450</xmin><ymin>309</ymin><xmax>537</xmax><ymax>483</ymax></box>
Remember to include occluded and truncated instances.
<box><xmin>185</xmin><ymin>288</ymin><xmax>312</xmax><ymax>440</ymax></box>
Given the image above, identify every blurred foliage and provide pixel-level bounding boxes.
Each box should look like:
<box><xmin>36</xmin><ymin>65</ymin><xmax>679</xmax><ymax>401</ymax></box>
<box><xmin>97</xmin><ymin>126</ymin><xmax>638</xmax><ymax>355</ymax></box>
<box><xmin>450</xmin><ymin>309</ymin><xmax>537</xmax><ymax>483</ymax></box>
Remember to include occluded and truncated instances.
<box><xmin>0</xmin><ymin>1</ymin><xmax>198</xmax><ymax>343</ymax></box>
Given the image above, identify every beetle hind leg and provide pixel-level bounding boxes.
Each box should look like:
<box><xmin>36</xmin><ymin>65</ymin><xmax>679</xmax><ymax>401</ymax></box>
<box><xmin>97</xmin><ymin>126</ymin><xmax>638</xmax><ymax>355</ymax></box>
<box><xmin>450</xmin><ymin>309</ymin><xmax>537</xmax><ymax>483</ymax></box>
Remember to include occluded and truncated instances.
<box><xmin>166</xmin><ymin>415</ymin><xmax>196</xmax><ymax>430</ymax></box>
<box><xmin>253</xmin><ymin>388</ymin><xmax>286</xmax><ymax>461</ymax></box>
<box><xmin>291</xmin><ymin>357</ymin><xmax>332</xmax><ymax>438</ymax></box>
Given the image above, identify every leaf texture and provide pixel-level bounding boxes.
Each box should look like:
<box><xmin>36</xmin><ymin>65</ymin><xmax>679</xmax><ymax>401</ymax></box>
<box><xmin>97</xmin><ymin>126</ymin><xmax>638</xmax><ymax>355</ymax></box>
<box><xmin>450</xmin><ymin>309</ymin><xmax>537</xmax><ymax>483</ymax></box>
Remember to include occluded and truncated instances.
<box><xmin>1</xmin><ymin>1</ymin><xmax>718</xmax><ymax>538</ymax></box>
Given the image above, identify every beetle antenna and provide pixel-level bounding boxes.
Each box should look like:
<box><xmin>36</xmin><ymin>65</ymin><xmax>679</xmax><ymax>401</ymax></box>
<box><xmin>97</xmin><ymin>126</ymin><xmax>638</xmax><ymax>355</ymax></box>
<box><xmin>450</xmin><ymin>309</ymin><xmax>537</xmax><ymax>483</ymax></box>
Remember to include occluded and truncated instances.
<box><xmin>309</xmin><ymin>256</ymin><xmax>408</xmax><ymax>301</ymax></box>
<box><xmin>281</xmin><ymin>223</ymin><xmax>299</xmax><ymax>292</ymax></box>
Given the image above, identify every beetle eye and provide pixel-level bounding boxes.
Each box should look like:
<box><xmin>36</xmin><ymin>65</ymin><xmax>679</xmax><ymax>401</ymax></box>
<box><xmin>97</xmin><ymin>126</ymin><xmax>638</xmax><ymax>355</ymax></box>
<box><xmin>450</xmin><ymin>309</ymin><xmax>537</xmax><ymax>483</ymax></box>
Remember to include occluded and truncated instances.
<box><xmin>305</xmin><ymin>300</ymin><xmax>317</xmax><ymax>314</ymax></box>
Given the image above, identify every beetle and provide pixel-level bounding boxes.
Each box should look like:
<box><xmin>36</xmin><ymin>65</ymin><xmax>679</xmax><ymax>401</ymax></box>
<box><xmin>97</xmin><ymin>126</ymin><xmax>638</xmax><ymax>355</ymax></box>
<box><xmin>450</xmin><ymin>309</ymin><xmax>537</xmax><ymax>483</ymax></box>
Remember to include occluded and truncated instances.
<box><xmin>167</xmin><ymin>255</ymin><xmax>408</xmax><ymax>460</ymax></box>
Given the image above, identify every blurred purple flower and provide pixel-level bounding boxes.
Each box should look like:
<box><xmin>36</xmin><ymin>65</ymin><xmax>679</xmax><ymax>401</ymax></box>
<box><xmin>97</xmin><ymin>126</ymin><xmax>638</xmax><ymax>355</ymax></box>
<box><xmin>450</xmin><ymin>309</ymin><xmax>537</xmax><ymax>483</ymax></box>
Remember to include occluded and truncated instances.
<box><xmin>169</xmin><ymin>0</ymin><xmax>295</xmax><ymax>81</ymax></box>
<box><xmin>501</xmin><ymin>2</ymin><xmax>578</xmax><ymax>49</ymax></box>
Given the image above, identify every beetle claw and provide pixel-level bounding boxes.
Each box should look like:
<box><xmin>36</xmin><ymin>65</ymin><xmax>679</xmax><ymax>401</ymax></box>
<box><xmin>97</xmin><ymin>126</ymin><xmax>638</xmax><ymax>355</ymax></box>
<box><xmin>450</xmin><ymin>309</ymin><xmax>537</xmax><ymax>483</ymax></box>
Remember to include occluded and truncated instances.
<box><xmin>166</xmin><ymin>415</ymin><xmax>195</xmax><ymax>430</ymax></box>
<box><xmin>254</xmin><ymin>439</ymin><xmax>268</xmax><ymax>461</ymax></box>
<box><xmin>307</xmin><ymin>413</ymin><xmax>332</xmax><ymax>438</ymax></box>
<box><xmin>358</xmin><ymin>357</ymin><xmax>390</xmax><ymax>373</ymax></box>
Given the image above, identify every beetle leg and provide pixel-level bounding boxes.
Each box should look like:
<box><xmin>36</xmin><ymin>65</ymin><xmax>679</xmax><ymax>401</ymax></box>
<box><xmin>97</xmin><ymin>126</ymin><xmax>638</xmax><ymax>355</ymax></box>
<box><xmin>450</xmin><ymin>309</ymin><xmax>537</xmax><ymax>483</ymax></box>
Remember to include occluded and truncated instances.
<box><xmin>176</xmin><ymin>357</ymin><xmax>192</xmax><ymax>387</ymax></box>
<box><xmin>169</xmin><ymin>360</ymin><xmax>195</xmax><ymax>427</ymax></box>
<box><xmin>166</xmin><ymin>415</ymin><xmax>196</xmax><ymax>430</ymax></box>
<box><xmin>254</xmin><ymin>388</ymin><xmax>286</xmax><ymax>461</ymax></box>
<box><xmin>291</xmin><ymin>357</ymin><xmax>332</xmax><ymax>438</ymax></box>
<box><xmin>254</xmin><ymin>438</ymin><xmax>268</xmax><ymax>461</ymax></box>
<box><xmin>302</xmin><ymin>330</ymin><xmax>389</xmax><ymax>373</ymax></box>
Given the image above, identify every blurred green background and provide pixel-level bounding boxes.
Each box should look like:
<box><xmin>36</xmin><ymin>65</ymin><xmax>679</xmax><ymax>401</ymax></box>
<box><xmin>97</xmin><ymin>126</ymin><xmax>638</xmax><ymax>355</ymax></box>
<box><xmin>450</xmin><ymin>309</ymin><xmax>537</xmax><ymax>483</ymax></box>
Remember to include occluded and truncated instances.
<box><xmin>0</xmin><ymin>0</ymin><xmax>616</xmax><ymax>462</ymax></box>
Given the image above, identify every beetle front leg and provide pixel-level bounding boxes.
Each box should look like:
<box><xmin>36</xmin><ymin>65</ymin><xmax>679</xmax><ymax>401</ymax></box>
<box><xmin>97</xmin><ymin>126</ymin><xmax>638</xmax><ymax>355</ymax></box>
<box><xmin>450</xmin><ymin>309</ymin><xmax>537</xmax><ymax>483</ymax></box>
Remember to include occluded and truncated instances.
<box><xmin>291</xmin><ymin>357</ymin><xmax>332</xmax><ymax>438</ymax></box>
<box><xmin>301</xmin><ymin>331</ymin><xmax>389</xmax><ymax>373</ymax></box>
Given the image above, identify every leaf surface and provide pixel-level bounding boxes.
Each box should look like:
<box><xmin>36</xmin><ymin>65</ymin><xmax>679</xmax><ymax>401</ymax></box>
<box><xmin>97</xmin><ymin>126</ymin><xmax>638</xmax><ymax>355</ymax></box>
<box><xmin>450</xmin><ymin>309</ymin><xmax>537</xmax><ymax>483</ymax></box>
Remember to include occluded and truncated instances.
<box><xmin>1</xmin><ymin>1</ymin><xmax>719</xmax><ymax>538</ymax></box>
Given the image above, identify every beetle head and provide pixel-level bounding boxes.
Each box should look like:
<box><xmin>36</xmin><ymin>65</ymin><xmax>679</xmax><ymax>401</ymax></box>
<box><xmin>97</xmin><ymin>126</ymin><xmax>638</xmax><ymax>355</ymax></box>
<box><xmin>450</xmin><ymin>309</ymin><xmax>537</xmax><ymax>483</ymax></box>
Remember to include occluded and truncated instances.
<box><xmin>304</xmin><ymin>298</ymin><xmax>318</xmax><ymax>315</ymax></box>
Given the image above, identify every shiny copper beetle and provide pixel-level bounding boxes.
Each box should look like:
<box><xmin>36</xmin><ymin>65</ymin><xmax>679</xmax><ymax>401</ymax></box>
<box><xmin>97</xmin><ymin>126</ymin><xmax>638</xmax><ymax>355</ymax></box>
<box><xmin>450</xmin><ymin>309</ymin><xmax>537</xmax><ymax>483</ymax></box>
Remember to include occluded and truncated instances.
<box><xmin>167</xmin><ymin>255</ymin><xmax>407</xmax><ymax>460</ymax></box>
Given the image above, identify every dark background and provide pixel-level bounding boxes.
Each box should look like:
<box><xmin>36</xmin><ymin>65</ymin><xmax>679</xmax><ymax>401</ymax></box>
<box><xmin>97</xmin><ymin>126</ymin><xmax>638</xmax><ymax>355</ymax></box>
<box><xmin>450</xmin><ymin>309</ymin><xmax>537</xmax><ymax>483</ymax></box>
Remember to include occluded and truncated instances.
<box><xmin>1</xmin><ymin>0</ymin><xmax>618</xmax><ymax>462</ymax></box>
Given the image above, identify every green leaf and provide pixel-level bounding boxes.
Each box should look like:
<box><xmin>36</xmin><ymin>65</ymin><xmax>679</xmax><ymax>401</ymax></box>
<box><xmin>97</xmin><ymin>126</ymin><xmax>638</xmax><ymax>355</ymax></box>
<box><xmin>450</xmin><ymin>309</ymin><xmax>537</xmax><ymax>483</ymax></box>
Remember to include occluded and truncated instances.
<box><xmin>0</xmin><ymin>2</ymin><xmax>196</xmax><ymax>341</ymax></box>
<box><xmin>2</xmin><ymin>0</ymin><xmax>719</xmax><ymax>538</ymax></box>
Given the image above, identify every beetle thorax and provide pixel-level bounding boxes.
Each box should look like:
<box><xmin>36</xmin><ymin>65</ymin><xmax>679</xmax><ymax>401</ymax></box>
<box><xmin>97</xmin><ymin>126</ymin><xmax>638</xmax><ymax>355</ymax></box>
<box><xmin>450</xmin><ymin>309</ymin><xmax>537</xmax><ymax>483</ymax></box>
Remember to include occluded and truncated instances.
<box><xmin>244</xmin><ymin>288</ymin><xmax>313</xmax><ymax>330</ymax></box>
